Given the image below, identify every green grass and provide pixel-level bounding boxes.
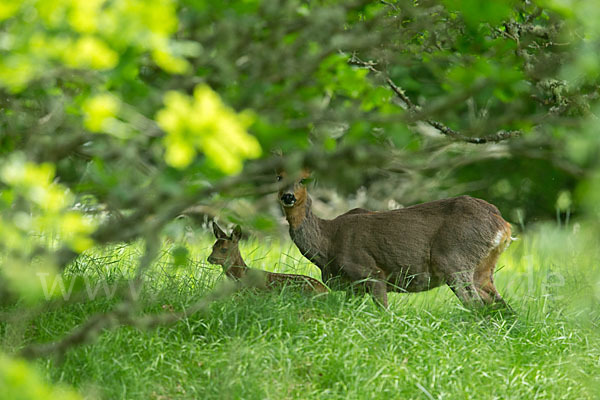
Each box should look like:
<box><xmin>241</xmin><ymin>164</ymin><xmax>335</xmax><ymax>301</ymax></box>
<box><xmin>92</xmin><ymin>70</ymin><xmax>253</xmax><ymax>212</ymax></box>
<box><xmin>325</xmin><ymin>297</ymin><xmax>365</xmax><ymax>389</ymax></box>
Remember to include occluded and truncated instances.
<box><xmin>3</xmin><ymin>224</ymin><xmax>600</xmax><ymax>399</ymax></box>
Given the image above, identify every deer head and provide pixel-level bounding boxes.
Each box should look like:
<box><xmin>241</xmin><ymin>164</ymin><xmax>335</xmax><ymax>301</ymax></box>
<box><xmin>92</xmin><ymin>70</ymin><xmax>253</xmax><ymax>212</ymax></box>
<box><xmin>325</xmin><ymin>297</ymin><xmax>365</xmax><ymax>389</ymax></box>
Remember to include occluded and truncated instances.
<box><xmin>207</xmin><ymin>222</ymin><xmax>244</xmax><ymax>268</ymax></box>
<box><xmin>276</xmin><ymin>170</ymin><xmax>311</xmax><ymax>208</ymax></box>
<box><xmin>277</xmin><ymin>170</ymin><xmax>313</xmax><ymax>229</ymax></box>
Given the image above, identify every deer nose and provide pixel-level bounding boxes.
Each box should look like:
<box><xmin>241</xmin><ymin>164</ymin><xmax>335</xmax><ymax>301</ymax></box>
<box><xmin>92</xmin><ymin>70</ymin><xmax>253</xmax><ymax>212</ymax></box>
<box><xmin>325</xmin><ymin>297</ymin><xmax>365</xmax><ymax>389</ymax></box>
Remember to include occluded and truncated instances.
<box><xmin>280</xmin><ymin>193</ymin><xmax>296</xmax><ymax>206</ymax></box>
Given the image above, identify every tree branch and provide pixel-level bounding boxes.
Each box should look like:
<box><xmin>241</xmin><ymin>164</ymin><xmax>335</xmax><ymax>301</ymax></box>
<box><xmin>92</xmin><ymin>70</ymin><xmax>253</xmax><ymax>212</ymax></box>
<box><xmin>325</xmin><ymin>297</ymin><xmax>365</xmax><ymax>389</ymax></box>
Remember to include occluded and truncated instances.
<box><xmin>19</xmin><ymin>279</ymin><xmax>246</xmax><ymax>360</ymax></box>
<box><xmin>425</xmin><ymin>121</ymin><xmax>521</xmax><ymax>144</ymax></box>
<box><xmin>348</xmin><ymin>55</ymin><xmax>522</xmax><ymax>144</ymax></box>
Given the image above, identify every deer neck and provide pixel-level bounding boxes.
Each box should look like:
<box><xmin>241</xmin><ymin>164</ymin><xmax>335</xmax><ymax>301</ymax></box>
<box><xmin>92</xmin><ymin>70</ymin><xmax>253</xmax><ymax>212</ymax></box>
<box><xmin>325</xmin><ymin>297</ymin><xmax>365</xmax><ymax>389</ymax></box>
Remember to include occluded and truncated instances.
<box><xmin>285</xmin><ymin>195</ymin><xmax>330</xmax><ymax>269</ymax></box>
<box><xmin>223</xmin><ymin>250</ymin><xmax>248</xmax><ymax>280</ymax></box>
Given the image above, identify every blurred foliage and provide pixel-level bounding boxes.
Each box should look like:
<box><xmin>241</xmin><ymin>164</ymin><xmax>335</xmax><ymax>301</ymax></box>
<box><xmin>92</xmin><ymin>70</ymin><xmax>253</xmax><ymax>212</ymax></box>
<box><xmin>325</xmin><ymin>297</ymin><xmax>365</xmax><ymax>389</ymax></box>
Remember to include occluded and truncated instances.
<box><xmin>0</xmin><ymin>353</ymin><xmax>81</xmax><ymax>400</ymax></box>
<box><xmin>156</xmin><ymin>85</ymin><xmax>261</xmax><ymax>172</ymax></box>
<box><xmin>0</xmin><ymin>154</ymin><xmax>95</xmax><ymax>304</ymax></box>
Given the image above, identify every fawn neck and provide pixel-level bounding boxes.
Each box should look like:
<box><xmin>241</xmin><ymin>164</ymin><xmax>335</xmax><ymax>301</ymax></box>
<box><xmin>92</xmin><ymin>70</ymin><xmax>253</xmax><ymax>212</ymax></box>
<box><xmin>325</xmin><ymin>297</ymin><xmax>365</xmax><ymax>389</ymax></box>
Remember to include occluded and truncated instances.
<box><xmin>284</xmin><ymin>195</ymin><xmax>331</xmax><ymax>269</ymax></box>
<box><xmin>223</xmin><ymin>249</ymin><xmax>248</xmax><ymax>280</ymax></box>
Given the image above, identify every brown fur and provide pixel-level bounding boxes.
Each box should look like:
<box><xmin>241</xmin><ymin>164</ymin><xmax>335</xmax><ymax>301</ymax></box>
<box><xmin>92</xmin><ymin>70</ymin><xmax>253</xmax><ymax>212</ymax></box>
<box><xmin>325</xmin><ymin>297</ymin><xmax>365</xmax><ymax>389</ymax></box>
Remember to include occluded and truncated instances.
<box><xmin>277</xmin><ymin>173</ymin><xmax>512</xmax><ymax>309</ymax></box>
<box><xmin>207</xmin><ymin>223</ymin><xmax>328</xmax><ymax>294</ymax></box>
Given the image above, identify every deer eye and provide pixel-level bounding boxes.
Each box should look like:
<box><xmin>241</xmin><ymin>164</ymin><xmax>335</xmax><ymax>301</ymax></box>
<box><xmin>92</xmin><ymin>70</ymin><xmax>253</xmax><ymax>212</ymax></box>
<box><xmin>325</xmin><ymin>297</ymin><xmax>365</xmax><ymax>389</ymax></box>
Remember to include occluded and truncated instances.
<box><xmin>276</xmin><ymin>175</ymin><xmax>283</xmax><ymax>182</ymax></box>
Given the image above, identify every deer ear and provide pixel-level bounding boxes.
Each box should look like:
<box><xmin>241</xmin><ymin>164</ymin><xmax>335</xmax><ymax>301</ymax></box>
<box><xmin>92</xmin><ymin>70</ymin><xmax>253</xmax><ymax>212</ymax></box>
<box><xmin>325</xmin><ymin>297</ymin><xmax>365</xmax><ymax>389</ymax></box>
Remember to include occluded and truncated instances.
<box><xmin>212</xmin><ymin>222</ymin><xmax>227</xmax><ymax>239</ymax></box>
<box><xmin>231</xmin><ymin>225</ymin><xmax>242</xmax><ymax>242</ymax></box>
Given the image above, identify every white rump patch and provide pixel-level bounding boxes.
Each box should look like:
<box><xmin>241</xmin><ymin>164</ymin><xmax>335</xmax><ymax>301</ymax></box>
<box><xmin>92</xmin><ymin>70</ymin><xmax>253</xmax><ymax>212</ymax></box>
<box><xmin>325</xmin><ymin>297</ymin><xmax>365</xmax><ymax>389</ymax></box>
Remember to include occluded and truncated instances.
<box><xmin>492</xmin><ymin>230</ymin><xmax>505</xmax><ymax>248</ymax></box>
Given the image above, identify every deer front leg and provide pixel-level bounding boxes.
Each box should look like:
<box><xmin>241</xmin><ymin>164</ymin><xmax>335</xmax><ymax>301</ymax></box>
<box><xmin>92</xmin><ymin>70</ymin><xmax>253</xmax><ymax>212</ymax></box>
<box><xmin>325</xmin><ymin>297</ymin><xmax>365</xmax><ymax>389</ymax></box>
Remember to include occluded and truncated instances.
<box><xmin>342</xmin><ymin>261</ymin><xmax>389</xmax><ymax>309</ymax></box>
<box><xmin>366</xmin><ymin>279</ymin><xmax>388</xmax><ymax>309</ymax></box>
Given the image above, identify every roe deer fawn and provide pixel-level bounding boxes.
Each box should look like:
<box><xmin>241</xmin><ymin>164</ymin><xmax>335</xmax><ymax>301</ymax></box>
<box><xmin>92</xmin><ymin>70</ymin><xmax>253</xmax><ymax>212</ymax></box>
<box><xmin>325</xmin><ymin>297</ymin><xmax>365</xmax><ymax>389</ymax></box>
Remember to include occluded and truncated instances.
<box><xmin>277</xmin><ymin>171</ymin><xmax>513</xmax><ymax>309</ymax></box>
<box><xmin>207</xmin><ymin>222</ymin><xmax>328</xmax><ymax>294</ymax></box>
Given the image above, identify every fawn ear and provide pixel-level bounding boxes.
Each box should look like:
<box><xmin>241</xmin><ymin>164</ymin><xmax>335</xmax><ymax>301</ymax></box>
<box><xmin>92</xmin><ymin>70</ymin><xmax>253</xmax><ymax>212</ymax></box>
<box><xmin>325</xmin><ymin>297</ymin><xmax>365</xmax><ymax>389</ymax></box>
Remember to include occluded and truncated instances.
<box><xmin>212</xmin><ymin>222</ymin><xmax>227</xmax><ymax>239</ymax></box>
<box><xmin>231</xmin><ymin>225</ymin><xmax>242</xmax><ymax>242</ymax></box>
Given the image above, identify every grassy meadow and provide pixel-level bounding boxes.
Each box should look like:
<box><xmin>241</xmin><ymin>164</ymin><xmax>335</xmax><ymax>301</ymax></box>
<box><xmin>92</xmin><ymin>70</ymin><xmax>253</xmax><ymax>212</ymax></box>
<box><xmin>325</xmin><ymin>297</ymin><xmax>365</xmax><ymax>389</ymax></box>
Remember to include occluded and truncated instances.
<box><xmin>2</xmin><ymin>223</ymin><xmax>600</xmax><ymax>399</ymax></box>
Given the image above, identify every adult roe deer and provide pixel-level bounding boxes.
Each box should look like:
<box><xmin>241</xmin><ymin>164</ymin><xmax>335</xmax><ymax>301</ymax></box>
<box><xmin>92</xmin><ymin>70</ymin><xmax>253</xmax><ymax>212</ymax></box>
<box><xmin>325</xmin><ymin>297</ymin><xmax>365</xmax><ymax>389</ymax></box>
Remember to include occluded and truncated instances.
<box><xmin>277</xmin><ymin>171</ymin><xmax>513</xmax><ymax>309</ymax></box>
<box><xmin>207</xmin><ymin>222</ymin><xmax>329</xmax><ymax>294</ymax></box>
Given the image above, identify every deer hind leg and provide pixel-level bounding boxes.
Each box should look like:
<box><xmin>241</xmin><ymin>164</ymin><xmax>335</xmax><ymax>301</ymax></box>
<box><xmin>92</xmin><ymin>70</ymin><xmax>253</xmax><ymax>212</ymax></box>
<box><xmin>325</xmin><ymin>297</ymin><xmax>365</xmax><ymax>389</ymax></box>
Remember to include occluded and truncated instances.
<box><xmin>446</xmin><ymin>270</ymin><xmax>485</xmax><ymax>309</ymax></box>
<box><xmin>473</xmin><ymin>244</ymin><xmax>511</xmax><ymax>311</ymax></box>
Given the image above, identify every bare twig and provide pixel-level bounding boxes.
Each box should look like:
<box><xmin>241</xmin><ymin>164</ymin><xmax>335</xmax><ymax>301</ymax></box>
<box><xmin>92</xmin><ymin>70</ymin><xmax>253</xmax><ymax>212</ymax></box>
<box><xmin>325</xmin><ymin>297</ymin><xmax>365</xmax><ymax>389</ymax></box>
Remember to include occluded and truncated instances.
<box><xmin>19</xmin><ymin>305</ymin><xmax>128</xmax><ymax>360</ymax></box>
<box><xmin>379</xmin><ymin>0</ymin><xmax>399</xmax><ymax>12</ymax></box>
<box><xmin>128</xmin><ymin>232</ymin><xmax>161</xmax><ymax>303</ymax></box>
<box><xmin>426</xmin><ymin>121</ymin><xmax>521</xmax><ymax>144</ymax></box>
<box><xmin>348</xmin><ymin>55</ymin><xmax>522</xmax><ymax>144</ymax></box>
<box><xmin>19</xmin><ymin>279</ymin><xmax>245</xmax><ymax>360</ymax></box>
<box><xmin>20</xmin><ymin>263</ymin><xmax>308</xmax><ymax>360</ymax></box>
<box><xmin>386</xmin><ymin>77</ymin><xmax>416</xmax><ymax>110</ymax></box>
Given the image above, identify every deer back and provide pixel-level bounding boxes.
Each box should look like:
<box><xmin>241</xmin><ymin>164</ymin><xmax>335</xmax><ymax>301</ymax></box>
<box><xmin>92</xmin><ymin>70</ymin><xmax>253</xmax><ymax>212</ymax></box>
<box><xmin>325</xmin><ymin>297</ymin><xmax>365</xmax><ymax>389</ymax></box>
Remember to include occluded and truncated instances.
<box><xmin>311</xmin><ymin>196</ymin><xmax>510</xmax><ymax>290</ymax></box>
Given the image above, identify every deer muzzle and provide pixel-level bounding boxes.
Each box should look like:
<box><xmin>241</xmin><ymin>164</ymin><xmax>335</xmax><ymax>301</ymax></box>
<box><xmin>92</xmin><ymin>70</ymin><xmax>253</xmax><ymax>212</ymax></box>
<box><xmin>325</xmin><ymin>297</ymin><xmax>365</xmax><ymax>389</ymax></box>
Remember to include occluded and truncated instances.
<box><xmin>280</xmin><ymin>193</ymin><xmax>296</xmax><ymax>207</ymax></box>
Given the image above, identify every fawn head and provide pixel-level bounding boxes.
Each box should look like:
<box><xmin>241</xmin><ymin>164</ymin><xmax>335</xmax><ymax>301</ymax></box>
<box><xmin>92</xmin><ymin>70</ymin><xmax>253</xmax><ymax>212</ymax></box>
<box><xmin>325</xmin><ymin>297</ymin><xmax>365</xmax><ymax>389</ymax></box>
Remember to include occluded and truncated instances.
<box><xmin>207</xmin><ymin>222</ymin><xmax>243</xmax><ymax>268</ymax></box>
<box><xmin>277</xmin><ymin>169</ymin><xmax>311</xmax><ymax>209</ymax></box>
